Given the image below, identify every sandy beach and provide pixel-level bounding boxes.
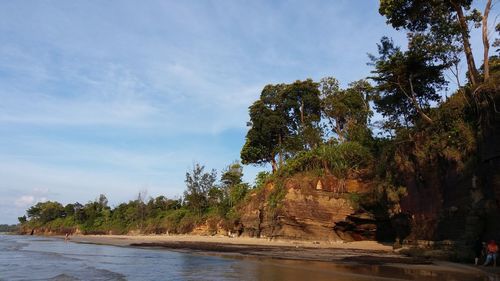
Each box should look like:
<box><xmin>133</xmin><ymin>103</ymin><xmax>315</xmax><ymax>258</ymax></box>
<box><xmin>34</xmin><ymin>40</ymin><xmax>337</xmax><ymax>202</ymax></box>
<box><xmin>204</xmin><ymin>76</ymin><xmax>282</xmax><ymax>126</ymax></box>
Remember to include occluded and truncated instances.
<box><xmin>61</xmin><ymin>234</ymin><xmax>499</xmax><ymax>279</ymax></box>
<box><xmin>66</xmin><ymin>234</ymin><xmax>402</xmax><ymax>263</ymax></box>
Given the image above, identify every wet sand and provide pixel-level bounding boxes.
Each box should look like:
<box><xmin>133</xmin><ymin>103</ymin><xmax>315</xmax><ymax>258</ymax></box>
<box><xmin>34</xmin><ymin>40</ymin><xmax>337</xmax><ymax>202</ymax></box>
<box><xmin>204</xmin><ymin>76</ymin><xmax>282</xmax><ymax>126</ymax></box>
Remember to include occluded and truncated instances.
<box><xmin>62</xmin><ymin>234</ymin><xmax>499</xmax><ymax>279</ymax></box>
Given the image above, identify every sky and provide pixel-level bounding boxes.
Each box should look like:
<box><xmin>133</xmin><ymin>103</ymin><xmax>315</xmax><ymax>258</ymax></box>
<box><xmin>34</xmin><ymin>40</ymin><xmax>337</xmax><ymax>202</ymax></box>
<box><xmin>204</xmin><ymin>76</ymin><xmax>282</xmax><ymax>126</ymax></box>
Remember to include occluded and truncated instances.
<box><xmin>0</xmin><ymin>1</ymin><xmax>492</xmax><ymax>224</ymax></box>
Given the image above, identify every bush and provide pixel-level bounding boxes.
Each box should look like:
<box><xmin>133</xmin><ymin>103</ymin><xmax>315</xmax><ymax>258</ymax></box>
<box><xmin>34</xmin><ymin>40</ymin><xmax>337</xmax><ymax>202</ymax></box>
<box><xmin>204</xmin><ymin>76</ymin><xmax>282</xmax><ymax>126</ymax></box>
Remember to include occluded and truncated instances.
<box><xmin>279</xmin><ymin>141</ymin><xmax>373</xmax><ymax>178</ymax></box>
<box><xmin>267</xmin><ymin>181</ymin><xmax>287</xmax><ymax>210</ymax></box>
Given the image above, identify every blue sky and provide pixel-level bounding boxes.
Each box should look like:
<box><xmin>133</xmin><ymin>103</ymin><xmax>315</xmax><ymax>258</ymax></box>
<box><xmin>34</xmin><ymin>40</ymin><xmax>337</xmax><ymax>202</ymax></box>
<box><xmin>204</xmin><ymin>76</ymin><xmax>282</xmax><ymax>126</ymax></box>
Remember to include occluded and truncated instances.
<box><xmin>0</xmin><ymin>1</ymin><xmax>490</xmax><ymax>223</ymax></box>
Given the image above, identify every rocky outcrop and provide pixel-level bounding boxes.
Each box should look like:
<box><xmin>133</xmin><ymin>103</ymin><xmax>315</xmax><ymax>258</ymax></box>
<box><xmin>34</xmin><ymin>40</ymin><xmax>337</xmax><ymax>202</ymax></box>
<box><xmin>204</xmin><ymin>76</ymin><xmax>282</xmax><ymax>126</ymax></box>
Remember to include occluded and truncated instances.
<box><xmin>238</xmin><ymin>175</ymin><xmax>375</xmax><ymax>241</ymax></box>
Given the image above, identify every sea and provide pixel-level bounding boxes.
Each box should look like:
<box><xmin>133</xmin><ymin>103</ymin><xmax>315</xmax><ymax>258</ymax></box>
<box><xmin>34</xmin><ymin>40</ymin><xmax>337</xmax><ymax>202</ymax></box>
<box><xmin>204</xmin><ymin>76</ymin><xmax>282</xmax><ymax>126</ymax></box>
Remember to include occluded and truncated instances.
<box><xmin>0</xmin><ymin>234</ymin><xmax>492</xmax><ymax>281</ymax></box>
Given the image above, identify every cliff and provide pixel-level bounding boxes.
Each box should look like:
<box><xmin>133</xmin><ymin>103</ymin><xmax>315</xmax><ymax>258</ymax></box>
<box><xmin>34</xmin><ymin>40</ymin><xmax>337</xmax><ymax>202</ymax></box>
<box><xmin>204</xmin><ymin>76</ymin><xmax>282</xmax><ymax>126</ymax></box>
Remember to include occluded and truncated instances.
<box><xmin>235</xmin><ymin>174</ymin><xmax>382</xmax><ymax>242</ymax></box>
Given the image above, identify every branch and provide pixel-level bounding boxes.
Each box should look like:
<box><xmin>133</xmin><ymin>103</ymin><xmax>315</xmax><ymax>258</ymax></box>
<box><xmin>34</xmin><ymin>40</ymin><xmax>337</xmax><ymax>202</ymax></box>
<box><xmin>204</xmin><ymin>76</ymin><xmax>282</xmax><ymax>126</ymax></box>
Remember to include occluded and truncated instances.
<box><xmin>410</xmin><ymin>76</ymin><xmax>433</xmax><ymax>124</ymax></box>
<box><xmin>395</xmin><ymin>75</ymin><xmax>433</xmax><ymax>124</ymax></box>
<box><xmin>483</xmin><ymin>0</ymin><xmax>492</xmax><ymax>81</ymax></box>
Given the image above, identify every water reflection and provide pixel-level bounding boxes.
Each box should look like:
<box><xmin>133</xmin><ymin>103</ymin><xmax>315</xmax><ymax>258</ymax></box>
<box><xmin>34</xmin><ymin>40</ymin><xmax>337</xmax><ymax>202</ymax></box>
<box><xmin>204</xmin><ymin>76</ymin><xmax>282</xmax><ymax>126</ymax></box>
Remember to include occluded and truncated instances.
<box><xmin>221</xmin><ymin>257</ymin><xmax>489</xmax><ymax>281</ymax></box>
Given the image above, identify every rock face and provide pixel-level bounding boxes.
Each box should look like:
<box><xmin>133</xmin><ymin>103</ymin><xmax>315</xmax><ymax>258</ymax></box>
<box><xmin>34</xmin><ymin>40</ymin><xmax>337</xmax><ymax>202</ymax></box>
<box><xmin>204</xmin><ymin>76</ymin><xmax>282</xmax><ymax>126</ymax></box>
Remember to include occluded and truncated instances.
<box><xmin>238</xmin><ymin>175</ymin><xmax>373</xmax><ymax>241</ymax></box>
<box><xmin>395</xmin><ymin>96</ymin><xmax>500</xmax><ymax>243</ymax></box>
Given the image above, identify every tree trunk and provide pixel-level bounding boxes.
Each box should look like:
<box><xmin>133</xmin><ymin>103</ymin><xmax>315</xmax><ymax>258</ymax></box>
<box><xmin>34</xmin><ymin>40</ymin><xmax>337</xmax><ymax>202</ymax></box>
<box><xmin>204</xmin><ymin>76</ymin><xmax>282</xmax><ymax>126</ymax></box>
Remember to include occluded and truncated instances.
<box><xmin>451</xmin><ymin>1</ymin><xmax>480</xmax><ymax>86</ymax></box>
<box><xmin>278</xmin><ymin>134</ymin><xmax>283</xmax><ymax>168</ymax></box>
<box><xmin>271</xmin><ymin>158</ymin><xmax>278</xmax><ymax>173</ymax></box>
<box><xmin>406</xmin><ymin>77</ymin><xmax>433</xmax><ymax>124</ymax></box>
<box><xmin>482</xmin><ymin>0</ymin><xmax>492</xmax><ymax>82</ymax></box>
<box><xmin>300</xmin><ymin>100</ymin><xmax>305</xmax><ymax>125</ymax></box>
<box><xmin>335</xmin><ymin>121</ymin><xmax>345</xmax><ymax>142</ymax></box>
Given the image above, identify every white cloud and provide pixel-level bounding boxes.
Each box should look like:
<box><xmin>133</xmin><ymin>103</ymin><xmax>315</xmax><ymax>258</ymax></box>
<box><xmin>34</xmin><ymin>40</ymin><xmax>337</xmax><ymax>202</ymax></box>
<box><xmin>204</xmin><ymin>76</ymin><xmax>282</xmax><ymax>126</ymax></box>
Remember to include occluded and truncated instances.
<box><xmin>14</xmin><ymin>196</ymin><xmax>35</xmax><ymax>208</ymax></box>
<box><xmin>13</xmin><ymin>187</ymin><xmax>50</xmax><ymax>208</ymax></box>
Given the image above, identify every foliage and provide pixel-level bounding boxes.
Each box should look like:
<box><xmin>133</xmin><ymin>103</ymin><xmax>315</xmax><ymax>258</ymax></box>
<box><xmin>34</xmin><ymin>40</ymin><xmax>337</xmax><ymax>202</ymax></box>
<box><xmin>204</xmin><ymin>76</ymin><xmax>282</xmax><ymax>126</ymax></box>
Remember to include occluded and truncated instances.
<box><xmin>370</xmin><ymin>37</ymin><xmax>447</xmax><ymax>128</ymax></box>
<box><xmin>20</xmin><ymin>161</ymin><xmax>250</xmax><ymax>235</ymax></box>
<box><xmin>0</xmin><ymin>224</ymin><xmax>19</xmax><ymax>233</ymax></box>
<box><xmin>241</xmin><ymin>91</ymin><xmax>288</xmax><ymax>171</ymax></box>
<box><xmin>241</xmin><ymin>80</ymin><xmax>323</xmax><ymax>171</ymax></box>
<box><xmin>379</xmin><ymin>0</ymin><xmax>482</xmax><ymax>85</ymax></box>
<box><xmin>494</xmin><ymin>23</ymin><xmax>500</xmax><ymax>53</ymax></box>
<box><xmin>254</xmin><ymin>171</ymin><xmax>272</xmax><ymax>189</ymax></box>
<box><xmin>320</xmin><ymin>77</ymin><xmax>373</xmax><ymax>143</ymax></box>
<box><xmin>183</xmin><ymin>163</ymin><xmax>217</xmax><ymax>216</ymax></box>
<box><xmin>27</xmin><ymin>201</ymin><xmax>65</xmax><ymax>223</ymax></box>
<box><xmin>267</xmin><ymin>181</ymin><xmax>287</xmax><ymax>210</ymax></box>
<box><xmin>279</xmin><ymin>141</ymin><xmax>373</xmax><ymax>178</ymax></box>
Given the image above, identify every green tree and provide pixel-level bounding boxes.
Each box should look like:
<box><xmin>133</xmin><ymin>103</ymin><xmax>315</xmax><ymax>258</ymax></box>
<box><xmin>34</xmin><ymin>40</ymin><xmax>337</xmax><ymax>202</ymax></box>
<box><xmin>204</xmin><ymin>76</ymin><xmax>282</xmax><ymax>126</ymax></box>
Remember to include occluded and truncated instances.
<box><xmin>64</xmin><ymin>203</ymin><xmax>75</xmax><ymax>217</ymax></box>
<box><xmin>73</xmin><ymin>202</ymin><xmax>86</xmax><ymax>223</ymax></box>
<box><xmin>241</xmin><ymin>85</ymin><xmax>289</xmax><ymax>172</ymax></box>
<box><xmin>320</xmin><ymin>77</ymin><xmax>372</xmax><ymax>142</ymax></box>
<box><xmin>220</xmin><ymin>162</ymin><xmax>248</xmax><ymax>208</ymax></box>
<box><xmin>282</xmin><ymin>79</ymin><xmax>323</xmax><ymax>150</ymax></box>
<box><xmin>18</xmin><ymin>215</ymin><xmax>27</xmax><ymax>224</ymax></box>
<box><xmin>221</xmin><ymin>161</ymin><xmax>244</xmax><ymax>187</ymax></box>
<box><xmin>379</xmin><ymin>0</ymin><xmax>483</xmax><ymax>85</ymax></box>
<box><xmin>370</xmin><ymin>37</ymin><xmax>447</xmax><ymax>128</ymax></box>
<box><xmin>183</xmin><ymin>163</ymin><xmax>217</xmax><ymax>216</ymax></box>
<box><xmin>26</xmin><ymin>201</ymin><xmax>65</xmax><ymax>223</ymax></box>
<box><xmin>241</xmin><ymin>80</ymin><xmax>322</xmax><ymax>172</ymax></box>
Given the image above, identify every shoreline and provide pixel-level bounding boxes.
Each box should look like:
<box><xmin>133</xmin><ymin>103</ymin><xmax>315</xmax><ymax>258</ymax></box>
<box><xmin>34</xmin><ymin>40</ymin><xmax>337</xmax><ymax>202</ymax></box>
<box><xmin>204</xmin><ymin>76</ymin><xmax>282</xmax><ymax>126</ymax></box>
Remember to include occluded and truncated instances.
<box><xmin>57</xmin><ymin>234</ymin><xmax>499</xmax><ymax>278</ymax></box>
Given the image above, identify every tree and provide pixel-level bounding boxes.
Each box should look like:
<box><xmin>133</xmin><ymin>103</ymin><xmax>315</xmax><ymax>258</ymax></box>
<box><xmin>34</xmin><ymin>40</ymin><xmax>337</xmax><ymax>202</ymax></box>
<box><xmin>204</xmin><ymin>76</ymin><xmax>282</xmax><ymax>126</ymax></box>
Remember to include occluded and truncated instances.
<box><xmin>220</xmin><ymin>162</ymin><xmax>248</xmax><ymax>208</ymax></box>
<box><xmin>136</xmin><ymin>191</ymin><xmax>147</xmax><ymax>230</ymax></box>
<box><xmin>241</xmin><ymin>80</ymin><xmax>322</xmax><ymax>172</ymax></box>
<box><xmin>221</xmin><ymin>161</ymin><xmax>243</xmax><ymax>187</ymax></box>
<box><xmin>320</xmin><ymin>77</ymin><xmax>372</xmax><ymax>142</ymax></box>
<box><xmin>241</xmin><ymin>85</ymin><xmax>289</xmax><ymax>172</ymax></box>
<box><xmin>494</xmin><ymin>23</ymin><xmax>500</xmax><ymax>54</ymax></box>
<box><xmin>481</xmin><ymin>0</ymin><xmax>492</xmax><ymax>81</ymax></box>
<box><xmin>282</xmin><ymin>79</ymin><xmax>323</xmax><ymax>150</ymax></box>
<box><xmin>379</xmin><ymin>0</ymin><xmax>483</xmax><ymax>86</ymax></box>
<box><xmin>64</xmin><ymin>203</ymin><xmax>75</xmax><ymax>217</ymax></box>
<box><xmin>370</xmin><ymin>37</ymin><xmax>447</xmax><ymax>128</ymax></box>
<box><xmin>97</xmin><ymin>194</ymin><xmax>108</xmax><ymax>209</ymax></box>
<box><xmin>18</xmin><ymin>215</ymin><xmax>27</xmax><ymax>224</ymax></box>
<box><xmin>73</xmin><ymin>202</ymin><xmax>85</xmax><ymax>223</ymax></box>
<box><xmin>26</xmin><ymin>201</ymin><xmax>65</xmax><ymax>223</ymax></box>
<box><xmin>183</xmin><ymin>163</ymin><xmax>217</xmax><ymax>216</ymax></box>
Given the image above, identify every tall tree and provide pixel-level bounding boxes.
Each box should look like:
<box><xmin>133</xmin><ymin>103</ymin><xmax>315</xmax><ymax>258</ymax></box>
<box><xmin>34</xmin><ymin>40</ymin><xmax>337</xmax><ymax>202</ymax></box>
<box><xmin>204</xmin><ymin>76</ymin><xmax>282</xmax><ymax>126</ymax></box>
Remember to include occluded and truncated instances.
<box><xmin>379</xmin><ymin>0</ymin><xmax>483</xmax><ymax>86</ymax></box>
<box><xmin>320</xmin><ymin>77</ymin><xmax>372</xmax><ymax>142</ymax></box>
<box><xmin>481</xmin><ymin>0</ymin><xmax>492</xmax><ymax>81</ymax></box>
<box><xmin>282</xmin><ymin>79</ymin><xmax>323</xmax><ymax>150</ymax></box>
<box><xmin>241</xmin><ymin>85</ymin><xmax>289</xmax><ymax>171</ymax></box>
<box><xmin>184</xmin><ymin>163</ymin><xmax>217</xmax><ymax>216</ymax></box>
<box><xmin>370</xmin><ymin>37</ymin><xmax>447</xmax><ymax>127</ymax></box>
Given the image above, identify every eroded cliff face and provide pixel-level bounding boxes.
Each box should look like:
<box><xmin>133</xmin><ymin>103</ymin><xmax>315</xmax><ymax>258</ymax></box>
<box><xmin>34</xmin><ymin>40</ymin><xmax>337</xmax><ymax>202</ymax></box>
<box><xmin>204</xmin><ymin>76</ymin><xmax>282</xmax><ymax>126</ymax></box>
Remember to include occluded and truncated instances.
<box><xmin>237</xmin><ymin>175</ymin><xmax>378</xmax><ymax>241</ymax></box>
<box><xmin>394</xmin><ymin>96</ymin><xmax>500</xmax><ymax>243</ymax></box>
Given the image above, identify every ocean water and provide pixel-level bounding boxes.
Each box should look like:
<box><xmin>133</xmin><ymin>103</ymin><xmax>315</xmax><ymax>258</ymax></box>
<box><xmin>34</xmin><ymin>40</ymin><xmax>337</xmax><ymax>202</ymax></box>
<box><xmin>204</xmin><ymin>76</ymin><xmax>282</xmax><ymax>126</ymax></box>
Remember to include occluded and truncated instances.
<box><xmin>0</xmin><ymin>235</ymin><xmax>490</xmax><ymax>281</ymax></box>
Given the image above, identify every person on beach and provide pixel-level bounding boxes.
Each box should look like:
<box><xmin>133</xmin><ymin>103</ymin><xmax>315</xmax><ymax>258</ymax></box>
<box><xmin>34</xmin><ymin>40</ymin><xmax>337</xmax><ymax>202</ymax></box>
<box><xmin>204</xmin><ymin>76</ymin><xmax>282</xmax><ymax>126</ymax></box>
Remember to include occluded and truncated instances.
<box><xmin>473</xmin><ymin>238</ymin><xmax>484</xmax><ymax>265</ymax></box>
<box><xmin>65</xmin><ymin>233</ymin><xmax>70</xmax><ymax>242</ymax></box>
<box><xmin>483</xmin><ymin>240</ymin><xmax>498</xmax><ymax>266</ymax></box>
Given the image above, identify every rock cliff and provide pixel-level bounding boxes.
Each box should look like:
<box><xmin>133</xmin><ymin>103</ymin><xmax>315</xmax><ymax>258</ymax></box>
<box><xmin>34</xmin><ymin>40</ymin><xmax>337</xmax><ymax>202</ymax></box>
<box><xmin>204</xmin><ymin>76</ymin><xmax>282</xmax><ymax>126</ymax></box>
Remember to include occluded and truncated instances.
<box><xmin>237</xmin><ymin>174</ymin><xmax>379</xmax><ymax>241</ymax></box>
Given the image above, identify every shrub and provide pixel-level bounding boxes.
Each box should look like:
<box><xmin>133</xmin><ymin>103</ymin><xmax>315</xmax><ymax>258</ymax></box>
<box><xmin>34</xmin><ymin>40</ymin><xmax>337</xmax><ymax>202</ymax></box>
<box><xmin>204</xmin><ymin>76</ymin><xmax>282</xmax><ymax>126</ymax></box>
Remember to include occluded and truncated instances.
<box><xmin>279</xmin><ymin>141</ymin><xmax>373</xmax><ymax>178</ymax></box>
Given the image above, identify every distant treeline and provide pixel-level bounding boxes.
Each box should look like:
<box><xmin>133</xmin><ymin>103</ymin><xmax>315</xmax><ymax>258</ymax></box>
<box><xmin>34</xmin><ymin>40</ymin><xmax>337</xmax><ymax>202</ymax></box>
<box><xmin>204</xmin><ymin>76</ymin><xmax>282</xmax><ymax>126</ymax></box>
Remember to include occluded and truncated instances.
<box><xmin>0</xmin><ymin>224</ymin><xmax>19</xmax><ymax>233</ymax></box>
<box><xmin>19</xmin><ymin>162</ymin><xmax>252</xmax><ymax>235</ymax></box>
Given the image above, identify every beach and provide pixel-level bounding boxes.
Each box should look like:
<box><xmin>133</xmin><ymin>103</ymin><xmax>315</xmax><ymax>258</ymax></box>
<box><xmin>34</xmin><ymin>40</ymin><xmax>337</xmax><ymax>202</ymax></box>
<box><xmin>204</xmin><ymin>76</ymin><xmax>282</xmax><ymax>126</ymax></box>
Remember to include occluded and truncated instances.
<box><xmin>62</xmin><ymin>234</ymin><xmax>499</xmax><ymax>279</ymax></box>
<box><xmin>3</xmin><ymin>234</ymin><xmax>495</xmax><ymax>281</ymax></box>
